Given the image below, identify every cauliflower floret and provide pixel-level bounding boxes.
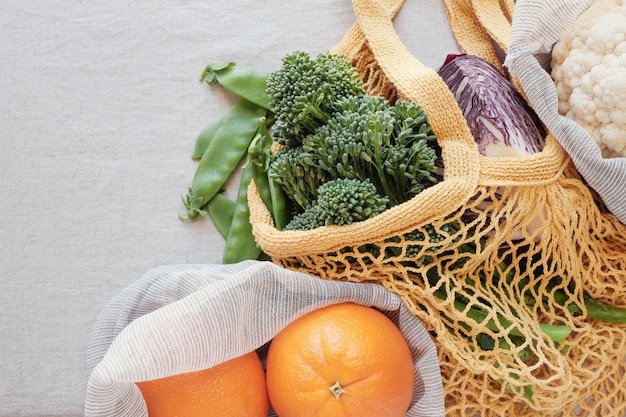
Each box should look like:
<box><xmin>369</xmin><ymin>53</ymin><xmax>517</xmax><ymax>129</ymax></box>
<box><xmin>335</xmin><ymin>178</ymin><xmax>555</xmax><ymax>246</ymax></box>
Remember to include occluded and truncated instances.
<box><xmin>551</xmin><ymin>0</ymin><xmax>626</xmax><ymax>158</ymax></box>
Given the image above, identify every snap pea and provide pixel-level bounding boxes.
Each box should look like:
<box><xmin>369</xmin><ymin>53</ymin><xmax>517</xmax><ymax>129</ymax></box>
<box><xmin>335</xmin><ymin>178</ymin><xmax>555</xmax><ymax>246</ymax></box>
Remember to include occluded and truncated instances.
<box><xmin>267</xmin><ymin>169</ymin><xmax>289</xmax><ymax>231</ymax></box>
<box><xmin>183</xmin><ymin>98</ymin><xmax>266</xmax><ymax>220</ymax></box>
<box><xmin>247</xmin><ymin>120</ymin><xmax>289</xmax><ymax>230</ymax></box>
<box><xmin>200</xmin><ymin>62</ymin><xmax>271</xmax><ymax>110</ymax></box>
<box><xmin>248</xmin><ymin>135</ymin><xmax>274</xmax><ymax>217</ymax></box>
<box><xmin>206</xmin><ymin>193</ymin><xmax>236</xmax><ymax>239</ymax></box>
<box><xmin>193</xmin><ymin>100</ymin><xmax>269</xmax><ymax>159</ymax></box>
<box><xmin>192</xmin><ymin>114</ymin><xmax>225</xmax><ymax>160</ymax></box>
<box><xmin>222</xmin><ymin>162</ymin><xmax>261</xmax><ymax>264</ymax></box>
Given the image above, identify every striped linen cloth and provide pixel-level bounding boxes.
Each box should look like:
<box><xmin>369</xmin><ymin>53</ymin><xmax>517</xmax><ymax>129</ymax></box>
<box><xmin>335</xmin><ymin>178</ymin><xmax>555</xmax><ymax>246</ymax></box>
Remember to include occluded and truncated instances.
<box><xmin>84</xmin><ymin>261</ymin><xmax>444</xmax><ymax>417</ymax></box>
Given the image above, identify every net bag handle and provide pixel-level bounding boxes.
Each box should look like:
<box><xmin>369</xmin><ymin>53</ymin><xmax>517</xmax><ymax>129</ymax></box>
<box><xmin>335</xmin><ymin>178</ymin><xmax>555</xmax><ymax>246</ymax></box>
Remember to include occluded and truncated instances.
<box><xmin>331</xmin><ymin>0</ymin><xmax>406</xmax><ymax>59</ymax></box>
<box><xmin>441</xmin><ymin>0</ymin><xmax>507</xmax><ymax>72</ymax></box>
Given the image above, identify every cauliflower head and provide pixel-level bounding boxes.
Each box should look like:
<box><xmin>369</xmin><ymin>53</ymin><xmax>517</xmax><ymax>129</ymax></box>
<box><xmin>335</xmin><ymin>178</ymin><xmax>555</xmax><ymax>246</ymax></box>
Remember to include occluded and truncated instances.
<box><xmin>551</xmin><ymin>0</ymin><xmax>626</xmax><ymax>158</ymax></box>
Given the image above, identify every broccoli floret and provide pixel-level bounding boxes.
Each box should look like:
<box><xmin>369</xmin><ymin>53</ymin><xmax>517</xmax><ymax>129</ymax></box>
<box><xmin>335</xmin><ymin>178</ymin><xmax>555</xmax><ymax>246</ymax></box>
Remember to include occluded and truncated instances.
<box><xmin>269</xmin><ymin>146</ymin><xmax>327</xmax><ymax>210</ymax></box>
<box><xmin>300</xmin><ymin>96</ymin><xmax>390</xmax><ymax>181</ymax></box>
<box><xmin>382</xmin><ymin>138</ymin><xmax>438</xmax><ymax>202</ymax></box>
<box><xmin>336</xmin><ymin>94</ymin><xmax>389</xmax><ymax>115</ymax></box>
<box><xmin>388</xmin><ymin>100</ymin><xmax>436</xmax><ymax>145</ymax></box>
<box><xmin>266</xmin><ymin>51</ymin><xmax>365</xmax><ymax>147</ymax></box>
<box><xmin>284</xmin><ymin>204</ymin><xmax>324</xmax><ymax>231</ymax></box>
<box><xmin>264</xmin><ymin>54</ymin><xmax>441</xmax><ymax>229</ymax></box>
<box><xmin>382</xmin><ymin>101</ymin><xmax>439</xmax><ymax>202</ymax></box>
<box><xmin>282</xmin><ymin>178</ymin><xmax>390</xmax><ymax>230</ymax></box>
<box><xmin>299</xmin><ymin>95</ymin><xmax>439</xmax><ymax>206</ymax></box>
<box><xmin>315</xmin><ymin>178</ymin><xmax>389</xmax><ymax>226</ymax></box>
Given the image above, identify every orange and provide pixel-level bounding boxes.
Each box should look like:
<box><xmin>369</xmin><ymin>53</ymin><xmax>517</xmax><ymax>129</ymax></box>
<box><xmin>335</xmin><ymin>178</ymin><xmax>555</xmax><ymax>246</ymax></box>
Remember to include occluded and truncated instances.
<box><xmin>266</xmin><ymin>302</ymin><xmax>415</xmax><ymax>417</ymax></box>
<box><xmin>136</xmin><ymin>351</ymin><xmax>269</xmax><ymax>417</ymax></box>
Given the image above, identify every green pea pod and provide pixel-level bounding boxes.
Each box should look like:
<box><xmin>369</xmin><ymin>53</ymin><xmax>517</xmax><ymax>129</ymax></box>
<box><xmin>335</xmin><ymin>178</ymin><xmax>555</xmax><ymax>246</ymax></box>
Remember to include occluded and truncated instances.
<box><xmin>248</xmin><ymin>121</ymin><xmax>289</xmax><ymax>230</ymax></box>
<box><xmin>192</xmin><ymin>115</ymin><xmax>225</xmax><ymax>160</ymax></box>
<box><xmin>250</xmin><ymin>150</ymin><xmax>274</xmax><ymax>217</ymax></box>
<box><xmin>184</xmin><ymin>98</ymin><xmax>266</xmax><ymax>220</ymax></box>
<box><xmin>268</xmin><ymin>173</ymin><xmax>289</xmax><ymax>231</ymax></box>
<box><xmin>222</xmin><ymin>162</ymin><xmax>261</xmax><ymax>264</ymax></box>
<box><xmin>200</xmin><ymin>62</ymin><xmax>271</xmax><ymax>110</ymax></box>
<box><xmin>206</xmin><ymin>193</ymin><xmax>236</xmax><ymax>239</ymax></box>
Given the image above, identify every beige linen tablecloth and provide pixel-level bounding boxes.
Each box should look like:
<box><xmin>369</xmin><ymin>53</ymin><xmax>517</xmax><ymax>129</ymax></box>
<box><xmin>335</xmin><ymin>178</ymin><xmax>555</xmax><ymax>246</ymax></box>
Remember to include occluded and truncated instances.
<box><xmin>0</xmin><ymin>1</ymin><xmax>458</xmax><ymax>415</ymax></box>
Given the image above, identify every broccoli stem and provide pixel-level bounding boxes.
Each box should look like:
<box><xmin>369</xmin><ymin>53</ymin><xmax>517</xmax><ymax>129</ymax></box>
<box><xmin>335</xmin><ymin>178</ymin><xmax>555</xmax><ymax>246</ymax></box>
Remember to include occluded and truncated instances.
<box><xmin>585</xmin><ymin>297</ymin><xmax>626</xmax><ymax>324</ymax></box>
<box><xmin>373</xmin><ymin>162</ymin><xmax>397</xmax><ymax>206</ymax></box>
<box><xmin>433</xmin><ymin>290</ymin><xmax>571</xmax><ymax>343</ymax></box>
<box><xmin>494</xmin><ymin>356</ymin><xmax>535</xmax><ymax>405</ymax></box>
<box><xmin>552</xmin><ymin>290</ymin><xmax>626</xmax><ymax>324</ymax></box>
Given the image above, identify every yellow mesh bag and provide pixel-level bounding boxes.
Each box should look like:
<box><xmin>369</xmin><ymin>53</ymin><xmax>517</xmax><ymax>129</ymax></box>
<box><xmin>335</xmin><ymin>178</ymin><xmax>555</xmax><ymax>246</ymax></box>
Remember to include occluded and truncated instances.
<box><xmin>248</xmin><ymin>0</ymin><xmax>626</xmax><ymax>415</ymax></box>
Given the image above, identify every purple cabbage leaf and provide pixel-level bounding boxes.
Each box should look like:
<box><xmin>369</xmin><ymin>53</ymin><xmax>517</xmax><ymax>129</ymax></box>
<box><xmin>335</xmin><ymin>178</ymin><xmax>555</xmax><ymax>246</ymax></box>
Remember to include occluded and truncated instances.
<box><xmin>438</xmin><ymin>54</ymin><xmax>545</xmax><ymax>157</ymax></box>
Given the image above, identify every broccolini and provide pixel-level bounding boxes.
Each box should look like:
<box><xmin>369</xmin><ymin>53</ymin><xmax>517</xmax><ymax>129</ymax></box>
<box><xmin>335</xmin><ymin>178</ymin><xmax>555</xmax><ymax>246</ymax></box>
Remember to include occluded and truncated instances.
<box><xmin>284</xmin><ymin>178</ymin><xmax>388</xmax><ymax>230</ymax></box>
<box><xmin>284</xmin><ymin>204</ymin><xmax>324</xmax><ymax>231</ymax></box>
<box><xmin>266</xmin><ymin>51</ymin><xmax>365</xmax><ymax>147</ymax></box>
<box><xmin>269</xmin><ymin>146</ymin><xmax>327</xmax><ymax>211</ymax></box>
<box><xmin>316</xmin><ymin>178</ymin><xmax>389</xmax><ymax>226</ymax></box>
<box><xmin>265</xmin><ymin>51</ymin><xmax>440</xmax><ymax>231</ymax></box>
<box><xmin>301</xmin><ymin>95</ymin><xmax>438</xmax><ymax>206</ymax></box>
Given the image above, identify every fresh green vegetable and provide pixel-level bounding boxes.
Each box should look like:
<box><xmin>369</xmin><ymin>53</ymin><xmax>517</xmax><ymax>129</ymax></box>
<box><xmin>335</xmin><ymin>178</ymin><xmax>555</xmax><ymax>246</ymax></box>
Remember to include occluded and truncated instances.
<box><xmin>285</xmin><ymin>178</ymin><xmax>389</xmax><ymax>230</ymax></box>
<box><xmin>495</xmin><ymin>360</ymin><xmax>536</xmax><ymax>405</ymax></box>
<box><xmin>581</xmin><ymin>296</ymin><xmax>626</xmax><ymax>324</ymax></box>
<box><xmin>315</xmin><ymin>177</ymin><xmax>389</xmax><ymax>226</ymax></box>
<box><xmin>268</xmin><ymin>93</ymin><xmax>440</xmax><ymax>230</ymax></box>
<box><xmin>247</xmin><ymin>119</ymin><xmax>289</xmax><ymax>230</ymax></box>
<box><xmin>448</xmin><ymin>294</ymin><xmax>571</xmax><ymax>343</ymax></box>
<box><xmin>182</xmin><ymin>98</ymin><xmax>266</xmax><ymax>220</ymax></box>
<box><xmin>200</xmin><ymin>62</ymin><xmax>271</xmax><ymax>110</ymax></box>
<box><xmin>187</xmin><ymin>52</ymin><xmax>439</xmax><ymax>233</ymax></box>
<box><xmin>283</xmin><ymin>204</ymin><xmax>324</xmax><ymax>232</ymax></box>
<box><xmin>428</xmin><ymin>260</ymin><xmax>572</xmax><ymax>343</ymax></box>
<box><xmin>266</xmin><ymin>51</ymin><xmax>365</xmax><ymax>147</ymax></box>
<box><xmin>438</xmin><ymin>54</ymin><xmax>545</xmax><ymax>157</ymax></box>
<box><xmin>504</xmin><ymin>254</ymin><xmax>626</xmax><ymax>326</ymax></box>
<box><xmin>205</xmin><ymin>193</ymin><xmax>236</xmax><ymax>239</ymax></box>
<box><xmin>248</xmin><ymin>136</ymin><xmax>274</xmax><ymax>219</ymax></box>
<box><xmin>192</xmin><ymin>114</ymin><xmax>225</xmax><ymax>160</ymax></box>
<box><xmin>301</xmin><ymin>96</ymin><xmax>438</xmax><ymax>206</ymax></box>
<box><xmin>222</xmin><ymin>162</ymin><xmax>261</xmax><ymax>264</ymax></box>
<box><xmin>269</xmin><ymin>146</ymin><xmax>327</xmax><ymax>211</ymax></box>
<box><xmin>552</xmin><ymin>290</ymin><xmax>626</xmax><ymax>324</ymax></box>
